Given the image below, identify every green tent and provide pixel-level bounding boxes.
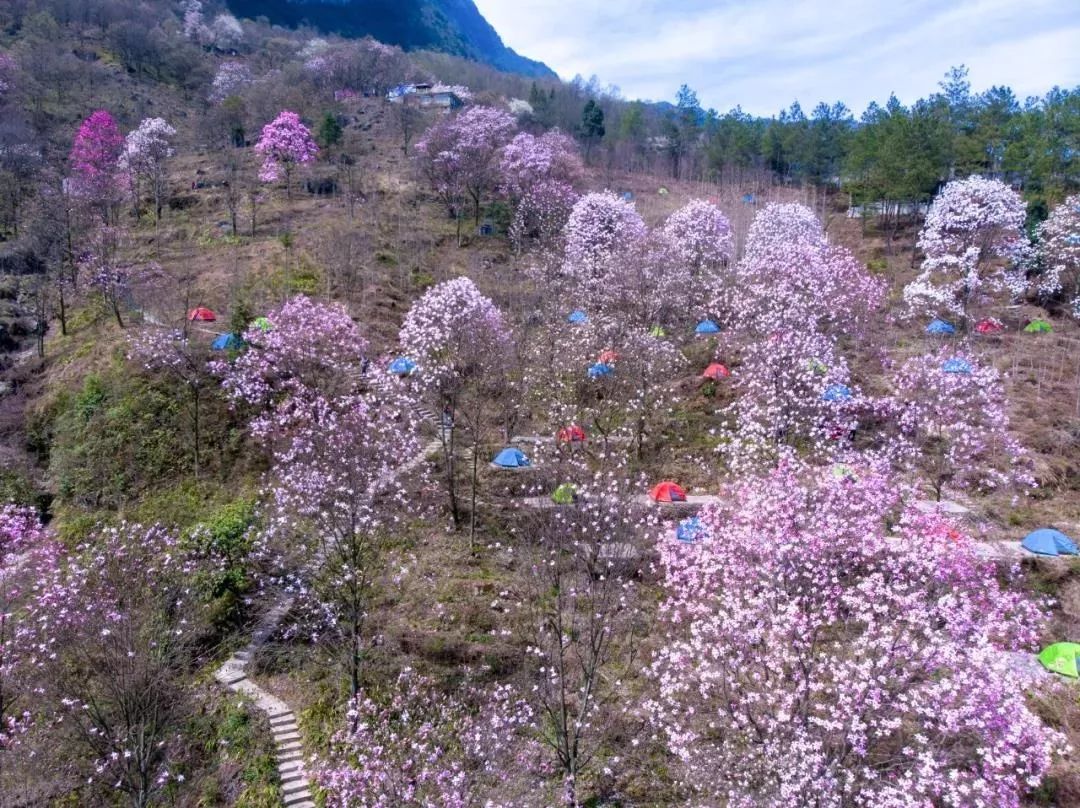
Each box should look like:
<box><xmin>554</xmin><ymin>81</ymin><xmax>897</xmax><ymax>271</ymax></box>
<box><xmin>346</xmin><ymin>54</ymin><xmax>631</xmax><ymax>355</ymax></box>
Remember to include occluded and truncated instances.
<box><xmin>551</xmin><ymin>483</ymin><xmax>578</xmax><ymax>505</ymax></box>
<box><xmin>1038</xmin><ymin>642</ymin><xmax>1080</xmax><ymax>677</ymax></box>
<box><xmin>807</xmin><ymin>358</ymin><xmax>828</xmax><ymax>375</ymax></box>
<box><xmin>1024</xmin><ymin>319</ymin><xmax>1053</xmax><ymax>334</ymax></box>
<box><xmin>253</xmin><ymin>316</ymin><xmax>274</xmax><ymax>333</ymax></box>
<box><xmin>649</xmin><ymin>325</ymin><xmax>667</xmax><ymax>338</ymax></box>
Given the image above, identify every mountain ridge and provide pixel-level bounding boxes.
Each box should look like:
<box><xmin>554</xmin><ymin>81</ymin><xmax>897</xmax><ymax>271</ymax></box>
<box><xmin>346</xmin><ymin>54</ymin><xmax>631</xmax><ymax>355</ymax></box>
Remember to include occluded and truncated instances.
<box><xmin>226</xmin><ymin>0</ymin><xmax>557</xmax><ymax>78</ymax></box>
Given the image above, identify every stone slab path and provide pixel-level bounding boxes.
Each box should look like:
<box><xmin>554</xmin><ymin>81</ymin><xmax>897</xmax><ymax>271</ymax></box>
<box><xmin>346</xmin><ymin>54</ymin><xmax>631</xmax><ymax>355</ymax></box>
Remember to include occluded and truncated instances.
<box><xmin>212</xmin><ymin>373</ymin><xmax>445</xmax><ymax>807</ymax></box>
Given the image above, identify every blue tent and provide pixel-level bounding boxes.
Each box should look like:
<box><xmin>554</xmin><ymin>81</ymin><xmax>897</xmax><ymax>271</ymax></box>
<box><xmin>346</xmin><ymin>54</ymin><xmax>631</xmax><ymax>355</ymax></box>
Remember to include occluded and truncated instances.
<box><xmin>695</xmin><ymin>319</ymin><xmax>721</xmax><ymax>335</ymax></box>
<box><xmin>742</xmin><ymin>193</ymin><xmax>755</xmax><ymax>204</ymax></box>
<box><xmin>588</xmin><ymin>362</ymin><xmax>615</xmax><ymax>379</ymax></box>
<box><xmin>1022</xmin><ymin>528</ymin><xmax>1079</xmax><ymax>557</ymax></box>
<box><xmin>568</xmin><ymin>310</ymin><xmax>588</xmax><ymax>324</ymax></box>
<box><xmin>926</xmin><ymin>319</ymin><xmax>957</xmax><ymax>335</ymax></box>
<box><xmin>492</xmin><ymin>447</ymin><xmax>530</xmax><ymax>468</ymax></box>
<box><xmin>211</xmin><ymin>333</ymin><xmax>244</xmax><ymax>351</ymax></box>
<box><xmin>389</xmin><ymin>357</ymin><xmax>417</xmax><ymax>376</ymax></box>
<box><xmin>822</xmin><ymin>383</ymin><xmax>852</xmax><ymax>402</ymax></box>
<box><xmin>676</xmin><ymin>516</ymin><xmax>705</xmax><ymax>544</ymax></box>
<box><xmin>942</xmin><ymin>357</ymin><xmax>973</xmax><ymax>374</ymax></box>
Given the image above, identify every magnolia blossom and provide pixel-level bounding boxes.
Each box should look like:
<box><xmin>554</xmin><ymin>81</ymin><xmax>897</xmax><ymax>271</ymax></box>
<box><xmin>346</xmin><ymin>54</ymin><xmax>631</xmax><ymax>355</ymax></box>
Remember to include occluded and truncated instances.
<box><xmin>209</xmin><ymin>61</ymin><xmax>252</xmax><ymax>103</ymax></box>
<box><xmin>1036</xmin><ymin>193</ymin><xmax>1080</xmax><ymax>316</ymax></box>
<box><xmin>561</xmin><ymin>191</ymin><xmax>647</xmax><ymax>284</ymax></box>
<box><xmin>499</xmin><ymin>129</ymin><xmax>583</xmax><ymax>200</ymax></box>
<box><xmin>315</xmin><ymin>670</ymin><xmax>471</xmax><ymax>807</ymax></box>
<box><xmin>904</xmin><ymin>176</ymin><xmax>1030</xmax><ymax>323</ymax></box>
<box><xmin>118</xmin><ymin>117</ymin><xmax>175</xmax><ymax>217</ymax></box>
<box><xmin>415</xmin><ymin>106</ymin><xmax>517</xmax><ymax>223</ymax></box>
<box><xmin>661</xmin><ymin>198</ymin><xmax>734</xmax><ymax>275</ymax></box>
<box><xmin>889</xmin><ymin>349</ymin><xmax>1034</xmax><ymax>497</ymax></box>
<box><xmin>649</xmin><ymin>463</ymin><xmax>1061</xmax><ymax>806</ymax></box>
<box><xmin>214</xmin><ymin>295</ymin><xmax>367</xmax><ymax>435</ymax></box>
<box><xmin>0</xmin><ymin>52</ymin><xmax>16</xmax><ymax>104</ymax></box>
<box><xmin>720</xmin><ymin>327</ymin><xmax>859</xmax><ymax>473</ymax></box>
<box><xmin>68</xmin><ymin>110</ymin><xmax>124</xmax><ymax>206</ymax></box>
<box><xmin>508</xmin><ymin>180</ymin><xmax>578</xmax><ymax>251</ymax></box>
<box><xmin>712</xmin><ymin>202</ymin><xmax>885</xmax><ymax>338</ymax></box>
<box><xmin>254</xmin><ymin>111</ymin><xmax>318</xmax><ymax>184</ymax></box>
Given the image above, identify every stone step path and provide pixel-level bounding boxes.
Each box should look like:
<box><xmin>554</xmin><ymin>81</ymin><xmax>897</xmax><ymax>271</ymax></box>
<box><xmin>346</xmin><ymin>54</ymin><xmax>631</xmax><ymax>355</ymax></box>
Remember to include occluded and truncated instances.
<box><xmin>214</xmin><ymin>598</ymin><xmax>316</xmax><ymax>807</ymax></box>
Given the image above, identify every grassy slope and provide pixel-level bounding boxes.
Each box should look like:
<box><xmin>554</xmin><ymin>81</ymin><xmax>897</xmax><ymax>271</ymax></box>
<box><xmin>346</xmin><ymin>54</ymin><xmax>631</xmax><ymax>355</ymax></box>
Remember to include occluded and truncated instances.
<box><xmin>14</xmin><ymin>86</ymin><xmax>1080</xmax><ymax>802</ymax></box>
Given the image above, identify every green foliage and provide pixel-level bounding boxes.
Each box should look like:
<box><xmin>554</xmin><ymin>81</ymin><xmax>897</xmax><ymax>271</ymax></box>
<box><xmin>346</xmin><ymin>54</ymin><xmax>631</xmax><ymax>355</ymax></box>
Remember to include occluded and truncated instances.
<box><xmin>318</xmin><ymin>112</ymin><xmax>344</xmax><ymax>149</ymax></box>
<box><xmin>184</xmin><ymin>497</ymin><xmax>258</xmax><ymax>631</ymax></box>
<box><xmin>190</xmin><ymin>695</ymin><xmax>281</xmax><ymax>808</ymax></box>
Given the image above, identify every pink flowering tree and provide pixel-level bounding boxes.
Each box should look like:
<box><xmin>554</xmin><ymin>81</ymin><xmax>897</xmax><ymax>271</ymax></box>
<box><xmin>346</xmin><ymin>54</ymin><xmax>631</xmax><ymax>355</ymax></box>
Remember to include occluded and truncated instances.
<box><xmin>561</xmin><ymin>191</ymin><xmax>647</xmax><ymax>290</ymax></box>
<box><xmin>118</xmin><ymin>117</ymin><xmax>175</xmax><ymax>221</ymax></box>
<box><xmin>716</xmin><ymin>202</ymin><xmax>885</xmax><ymax>338</ymax></box>
<box><xmin>904</xmin><ymin>176</ymin><xmax>1030</xmax><ymax>326</ymax></box>
<box><xmin>263</xmin><ymin>386</ymin><xmax>423</xmax><ymax>698</ymax></box>
<box><xmin>415</xmin><ymin>106</ymin><xmax>517</xmax><ymax>239</ymax></box>
<box><xmin>889</xmin><ymin>349</ymin><xmax>1033</xmax><ymax>499</ymax></box>
<box><xmin>0</xmin><ymin>504</ymin><xmax>60</xmax><ymax>783</ymax></box>
<box><xmin>500</xmin><ymin>129</ymin><xmax>583</xmax><ymax>200</ymax></box>
<box><xmin>648</xmin><ymin>463</ymin><xmax>1061</xmax><ymax>806</ymax></box>
<box><xmin>508</xmin><ymin>180</ymin><xmax>579</xmax><ymax>252</ymax></box>
<box><xmin>1036</xmin><ymin>193</ymin><xmax>1080</xmax><ymax>316</ymax></box>
<box><xmin>720</xmin><ymin>328</ymin><xmax>859</xmax><ymax>473</ymax></box>
<box><xmin>471</xmin><ymin>478</ymin><xmax>649</xmax><ymax>806</ymax></box>
<box><xmin>76</xmin><ymin>226</ymin><xmax>159</xmax><ymax>328</ymax></box>
<box><xmin>315</xmin><ymin>669</ymin><xmax>471</xmax><ymax>806</ymax></box>
<box><xmin>209</xmin><ymin>60</ymin><xmax>253</xmax><ymax>103</ymax></box>
<box><xmin>399</xmin><ymin>276</ymin><xmax>513</xmax><ymax>539</ymax></box>
<box><xmin>254</xmin><ymin>111</ymin><xmax>318</xmax><ymax>198</ymax></box>
<box><xmin>595</xmin><ymin>235</ymin><xmax>692</xmax><ymax>332</ymax></box>
<box><xmin>661</xmin><ymin>198</ymin><xmax>733</xmax><ymax>278</ymax></box>
<box><xmin>214</xmin><ymin>295</ymin><xmax>368</xmax><ymax>437</ymax></box>
<box><xmin>41</xmin><ymin>522</ymin><xmax>200</xmax><ymax>807</ymax></box>
<box><xmin>68</xmin><ymin>110</ymin><xmax>124</xmax><ymax>220</ymax></box>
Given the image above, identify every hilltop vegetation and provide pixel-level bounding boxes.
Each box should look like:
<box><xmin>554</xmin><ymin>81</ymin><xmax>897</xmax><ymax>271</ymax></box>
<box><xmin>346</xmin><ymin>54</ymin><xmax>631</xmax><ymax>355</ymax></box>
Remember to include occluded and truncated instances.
<box><xmin>0</xmin><ymin>1</ymin><xmax>1080</xmax><ymax>807</ymax></box>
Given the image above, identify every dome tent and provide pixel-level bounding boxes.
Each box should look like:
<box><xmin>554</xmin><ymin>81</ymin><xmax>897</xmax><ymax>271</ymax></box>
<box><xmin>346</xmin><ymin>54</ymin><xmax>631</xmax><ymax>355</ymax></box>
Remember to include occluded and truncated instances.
<box><xmin>188</xmin><ymin>307</ymin><xmax>217</xmax><ymax>322</ymax></box>
<box><xmin>822</xmin><ymin>384</ymin><xmax>852</xmax><ymax>402</ymax></box>
<box><xmin>1038</xmin><ymin>642</ymin><xmax>1080</xmax><ymax>678</ymax></box>
<box><xmin>695</xmin><ymin>319</ymin><xmax>721</xmax><ymax>335</ymax></box>
<box><xmin>1024</xmin><ymin>319</ymin><xmax>1053</xmax><ymax>334</ymax></box>
<box><xmin>676</xmin><ymin>516</ymin><xmax>705</xmax><ymax>543</ymax></box>
<box><xmin>211</xmin><ymin>333</ymin><xmax>244</xmax><ymax>351</ymax></box>
<box><xmin>650</xmin><ymin>481</ymin><xmax>687</xmax><ymax>503</ymax></box>
<box><xmin>974</xmin><ymin>318</ymin><xmax>1003</xmax><ymax>335</ymax></box>
<box><xmin>252</xmin><ymin>316</ymin><xmax>273</xmax><ymax>332</ymax></box>
<box><xmin>701</xmin><ymin>363</ymin><xmax>731</xmax><ymax>380</ymax></box>
<box><xmin>389</xmin><ymin>357</ymin><xmax>417</xmax><ymax>376</ymax></box>
<box><xmin>568</xmin><ymin>310</ymin><xmax>588</xmax><ymax>324</ymax></box>
<box><xmin>557</xmin><ymin>425</ymin><xmax>587</xmax><ymax>443</ymax></box>
<box><xmin>1021</xmin><ymin>528</ymin><xmax>1079</xmax><ymax>557</ymax></box>
<box><xmin>926</xmin><ymin>319</ymin><xmax>956</xmax><ymax>335</ymax></box>
<box><xmin>492</xmin><ymin>447</ymin><xmax>530</xmax><ymax>468</ymax></box>
<box><xmin>588</xmin><ymin>362</ymin><xmax>614</xmax><ymax>379</ymax></box>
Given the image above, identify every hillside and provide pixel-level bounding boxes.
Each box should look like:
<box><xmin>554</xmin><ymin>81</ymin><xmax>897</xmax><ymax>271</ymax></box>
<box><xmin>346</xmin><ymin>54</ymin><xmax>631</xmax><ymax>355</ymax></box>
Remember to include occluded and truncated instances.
<box><xmin>226</xmin><ymin>0</ymin><xmax>557</xmax><ymax>77</ymax></box>
<box><xmin>1</xmin><ymin>2</ymin><xmax>1080</xmax><ymax>807</ymax></box>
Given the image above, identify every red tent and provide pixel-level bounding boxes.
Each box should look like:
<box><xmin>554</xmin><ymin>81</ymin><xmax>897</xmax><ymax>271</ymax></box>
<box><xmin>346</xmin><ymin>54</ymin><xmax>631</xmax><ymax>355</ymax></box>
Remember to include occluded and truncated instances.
<box><xmin>650</xmin><ymin>481</ymin><xmax>687</xmax><ymax>503</ymax></box>
<box><xmin>598</xmin><ymin>349</ymin><xmax>620</xmax><ymax>364</ymax></box>
<box><xmin>701</xmin><ymin>362</ymin><xmax>731</xmax><ymax>380</ymax></box>
<box><xmin>557</xmin><ymin>424</ymin><xmax>587</xmax><ymax>443</ymax></box>
<box><xmin>188</xmin><ymin>307</ymin><xmax>217</xmax><ymax>322</ymax></box>
<box><xmin>974</xmin><ymin>318</ymin><xmax>1004</xmax><ymax>334</ymax></box>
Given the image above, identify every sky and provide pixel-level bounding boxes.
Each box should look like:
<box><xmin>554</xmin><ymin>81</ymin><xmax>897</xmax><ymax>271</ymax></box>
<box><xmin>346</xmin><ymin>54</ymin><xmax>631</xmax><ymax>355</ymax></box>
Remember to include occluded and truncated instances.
<box><xmin>473</xmin><ymin>0</ymin><xmax>1080</xmax><ymax>116</ymax></box>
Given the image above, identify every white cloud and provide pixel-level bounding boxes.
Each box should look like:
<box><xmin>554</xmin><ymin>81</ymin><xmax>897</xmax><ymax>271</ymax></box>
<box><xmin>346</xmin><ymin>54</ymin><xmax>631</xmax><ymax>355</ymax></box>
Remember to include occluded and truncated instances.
<box><xmin>475</xmin><ymin>0</ymin><xmax>1080</xmax><ymax>115</ymax></box>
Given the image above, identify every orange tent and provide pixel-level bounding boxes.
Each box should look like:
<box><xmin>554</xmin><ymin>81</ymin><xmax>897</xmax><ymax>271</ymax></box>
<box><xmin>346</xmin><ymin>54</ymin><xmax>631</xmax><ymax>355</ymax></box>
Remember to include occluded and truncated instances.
<box><xmin>650</xmin><ymin>481</ymin><xmax>687</xmax><ymax>502</ymax></box>
<box><xmin>701</xmin><ymin>363</ymin><xmax>731</xmax><ymax>380</ymax></box>
<box><xmin>188</xmin><ymin>307</ymin><xmax>217</xmax><ymax>322</ymax></box>
<box><xmin>557</xmin><ymin>424</ymin><xmax>587</xmax><ymax>443</ymax></box>
<box><xmin>598</xmin><ymin>349</ymin><xmax>620</xmax><ymax>364</ymax></box>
